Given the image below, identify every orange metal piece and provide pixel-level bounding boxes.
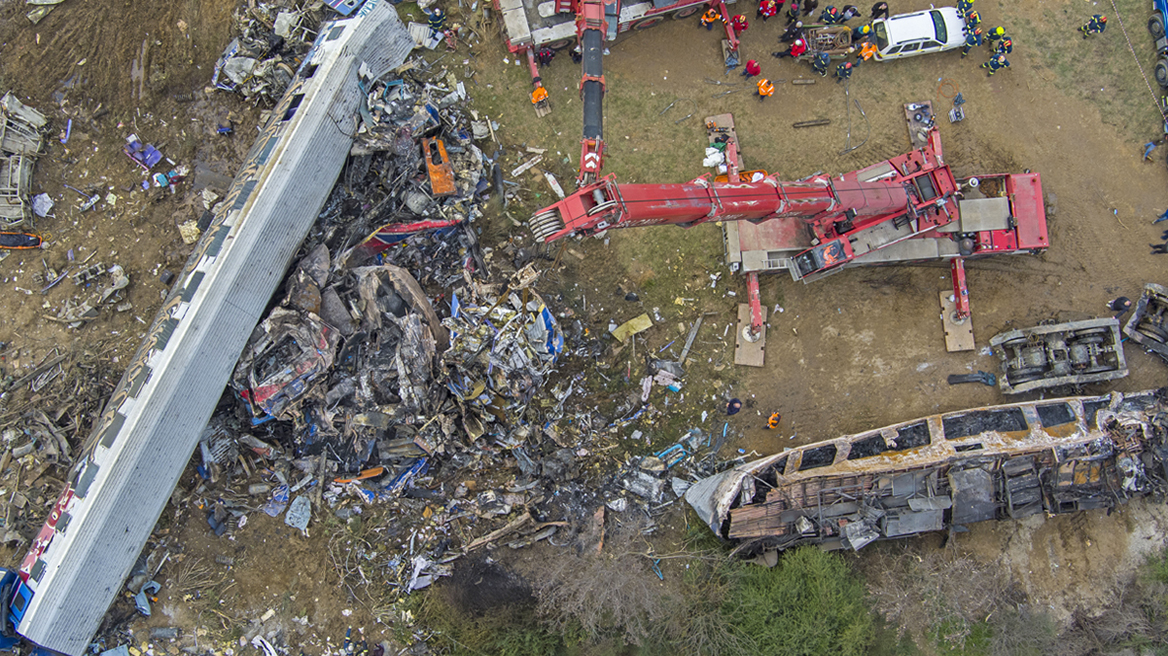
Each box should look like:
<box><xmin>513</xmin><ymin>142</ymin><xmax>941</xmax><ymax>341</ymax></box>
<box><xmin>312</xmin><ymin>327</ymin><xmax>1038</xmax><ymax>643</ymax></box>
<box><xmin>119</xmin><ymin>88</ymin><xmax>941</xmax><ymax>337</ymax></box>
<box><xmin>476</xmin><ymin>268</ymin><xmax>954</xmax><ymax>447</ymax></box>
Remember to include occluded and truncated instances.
<box><xmin>334</xmin><ymin>466</ymin><xmax>386</xmax><ymax>484</ymax></box>
<box><xmin>422</xmin><ymin>137</ymin><xmax>456</xmax><ymax>196</ymax></box>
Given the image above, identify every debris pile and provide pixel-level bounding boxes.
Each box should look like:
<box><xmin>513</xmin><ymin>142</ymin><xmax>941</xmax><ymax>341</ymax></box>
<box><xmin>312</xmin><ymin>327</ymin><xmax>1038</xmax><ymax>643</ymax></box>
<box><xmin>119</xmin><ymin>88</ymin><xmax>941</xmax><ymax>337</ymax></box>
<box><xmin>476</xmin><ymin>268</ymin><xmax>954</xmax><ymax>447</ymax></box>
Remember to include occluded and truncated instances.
<box><xmin>0</xmin><ymin>92</ymin><xmax>48</xmax><ymax>229</ymax></box>
<box><xmin>211</xmin><ymin>3</ymin><xmax>323</xmax><ymax>104</ymax></box>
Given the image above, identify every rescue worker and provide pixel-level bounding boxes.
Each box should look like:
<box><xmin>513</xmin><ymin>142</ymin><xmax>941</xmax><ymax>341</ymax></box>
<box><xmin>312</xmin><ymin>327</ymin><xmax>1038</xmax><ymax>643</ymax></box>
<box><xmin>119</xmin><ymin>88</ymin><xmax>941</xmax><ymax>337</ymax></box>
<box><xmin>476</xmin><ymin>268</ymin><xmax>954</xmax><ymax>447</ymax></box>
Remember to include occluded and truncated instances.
<box><xmin>852</xmin><ymin>23</ymin><xmax>871</xmax><ymax>41</ymax></box>
<box><xmin>820</xmin><ymin>5</ymin><xmax>842</xmax><ymax>24</ymax></box>
<box><xmin>726</xmin><ymin>398</ymin><xmax>743</xmax><ymax>415</ymax></box>
<box><xmin>767</xmin><ymin>411</ymin><xmax>782</xmax><ymax>429</ymax></box>
<box><xmin>756</xmin><ymin>77</ymin><xmax>776</xmax><ymax>101</ymax></box>
<box><xmin>841</xmin><ymin>4</ymin><xmax>860</xmax><ymax>20</ymax></box>
<box><xmin>870</xmin><ymin>0</ymin><xmax>888</xmax><ymax>19</ymax></box>
<box><xmin>701</xmin><ymin>7</ymin><xmax>721</xmax><ymax>30</ymax></box>
<box><xmin>964</xmin><ymin>9</ymin><xmax>981</xmax><ymax>30</ymax></box>
<box><xmin>759</xmin><ymin>0</ymin><xmax>778</xmax><ymax>21</ymax></box>
<box><xmin>957</xmin><ymin>0</ymin><xmax>973</xmax><ymax>15</ymax></box>
<box><xmin>536</xmin><ymin>46</ymin><xmax>555</xmax><ymax>66</ymax></box>
<box><xmin>428</xmin><ymin>6</ymin><xmax>446</xmax><ymax>34</ymax></box>
<box><xmin>995</xmin><ymin>35</ymin><xmax>1012</xmax><ymax>55</ymax></box>
<box><xmin>780</xmin><ymin>20</ymin><xmax>805</xmax><ymax>42</ymax></box>
<box><xmin>773</xmin><ymin>37</ymin><xmax>807</xmax><ymax>58</ymax></box>
<box><xmin>812</xmin><ymin>51</ymin><xmax>831</xmax><ymax>76</ymax></box>
<box><xmin>1081</xmin><ymin>14</ymin><xmax>1106</xmax><ymax>38</ymax></box>
<box><xmin>835</xmin><ymin>60</ymin><xmax>853</xmax><ymax>82</ymax></box>
<box><xmin>742</xmin><ymin>58</ymin><xmax>762</xmax><ymax>78</ymax></box>
<box><xmin>570</xmin><ymin>44</ymin><xmax>583</xmax><ymax>63</ymax></box>
<box><xmin>786</xmin><ymin>1</ymin><xmax>802</xmax><ymax>24</ymax></box>
<box><xmin>731</xmin><ymin>13</ymin><xmax>750</xmax><ymax>32</ymax></box>
<box><xmin>980</xmin><ymin>53</ymin><xmax>1009</xmax><ymax>76</ymax></box>
<box><xmin>986</xmin><ymin>25</ymin><xmax>1006</xmax><ymax>45</ymax></box>
<box><xmin>856</xmin><ymin>40</ymin><xmax>878</xmax><ymax>64</ymax></box>
<box><xmin>531</xmin><ymin>84</ymin><xmax>548</xmax><ymax>105</ymax></box>
<box><xmin>960</xmin><ymin>26</ymin><xmax>982</xmax><ymax>58</ymax></box>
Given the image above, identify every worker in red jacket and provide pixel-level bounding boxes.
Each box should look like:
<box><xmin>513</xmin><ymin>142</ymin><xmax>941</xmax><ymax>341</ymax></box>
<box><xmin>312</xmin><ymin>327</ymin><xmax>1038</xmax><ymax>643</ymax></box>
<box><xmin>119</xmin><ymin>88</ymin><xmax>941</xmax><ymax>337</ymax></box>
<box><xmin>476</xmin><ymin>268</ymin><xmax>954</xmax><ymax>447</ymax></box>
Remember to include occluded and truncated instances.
<box><xmin>731</xmin><ymin>14</ymin><xmax>750</xmax><ymax>33</ymax></box>
<box><xmin>772</xmin><ymin>37</ymin><xmax>807</xmax><ymax>58</ymax></box>
<box><xmin>758</xmin><ymin>0</ymin><xmax>778</xmax><ymax>21</ymax></box>
<box><xmin>741</xmin><ymin>59</ymin><xmax>762</xmax><ymax>78</ymax></box>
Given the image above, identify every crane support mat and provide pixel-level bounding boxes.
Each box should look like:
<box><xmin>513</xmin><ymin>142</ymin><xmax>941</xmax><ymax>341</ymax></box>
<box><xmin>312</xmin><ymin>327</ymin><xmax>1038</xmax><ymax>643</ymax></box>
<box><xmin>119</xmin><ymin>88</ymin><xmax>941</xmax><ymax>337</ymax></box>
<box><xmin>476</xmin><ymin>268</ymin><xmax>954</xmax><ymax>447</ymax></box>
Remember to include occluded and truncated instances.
<box><xmin>734</xmin><ymin>304</ymin><xmax>767</xmax><ymax>366</ymax></box>
<box><xmin>940</xmin><ymin>290</ymin><xmax>975</xmax><ymax>352</ymax></box>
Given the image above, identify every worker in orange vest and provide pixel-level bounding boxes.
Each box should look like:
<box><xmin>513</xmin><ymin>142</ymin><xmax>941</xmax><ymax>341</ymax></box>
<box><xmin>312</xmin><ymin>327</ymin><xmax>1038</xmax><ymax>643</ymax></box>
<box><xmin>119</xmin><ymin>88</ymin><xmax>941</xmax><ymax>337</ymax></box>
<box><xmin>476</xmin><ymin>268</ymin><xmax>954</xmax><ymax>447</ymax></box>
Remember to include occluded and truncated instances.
<box><xmin>700</xmin><ymin>7</ymin><xmax>721</xmax><ymax>29</ymax></box>
<box><xmin>531</xmin><ymin>85</ymin><xmax>548</xmax><ymax>105</ymax></box>
<box><xmin>767</xmin><ymin>411</ymin><xmax>782</xmax><ymax>429</ymax></box>
<box><xmin>756</xmin><ymin>78</ymin><xmax>775</xmax><ymax>101</ymax></box>
<box><xmin>856</xmin><ymin>40</ymin><xmax>878</xmax><ymax>64</ymax></box>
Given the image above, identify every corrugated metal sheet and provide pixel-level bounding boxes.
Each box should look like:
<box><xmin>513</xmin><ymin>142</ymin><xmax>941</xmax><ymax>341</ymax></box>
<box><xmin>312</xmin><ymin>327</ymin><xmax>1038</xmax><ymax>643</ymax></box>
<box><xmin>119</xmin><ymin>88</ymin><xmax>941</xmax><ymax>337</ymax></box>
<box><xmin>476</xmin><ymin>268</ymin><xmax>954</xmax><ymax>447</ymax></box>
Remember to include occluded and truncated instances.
<box><xmin>17</xmin><ymin>3</ymin><xmax>414</xmax><ymax>653</ymax></box>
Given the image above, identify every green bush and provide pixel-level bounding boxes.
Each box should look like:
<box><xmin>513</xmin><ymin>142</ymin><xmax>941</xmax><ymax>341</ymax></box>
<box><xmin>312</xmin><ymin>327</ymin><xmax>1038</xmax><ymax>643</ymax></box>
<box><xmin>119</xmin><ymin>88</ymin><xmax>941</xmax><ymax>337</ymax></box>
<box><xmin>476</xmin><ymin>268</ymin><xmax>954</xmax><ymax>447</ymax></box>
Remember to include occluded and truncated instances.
<box><xmin>722</xmin><ymin>547</ymin><xmax>874</xmax><ymax>656</ymax></box>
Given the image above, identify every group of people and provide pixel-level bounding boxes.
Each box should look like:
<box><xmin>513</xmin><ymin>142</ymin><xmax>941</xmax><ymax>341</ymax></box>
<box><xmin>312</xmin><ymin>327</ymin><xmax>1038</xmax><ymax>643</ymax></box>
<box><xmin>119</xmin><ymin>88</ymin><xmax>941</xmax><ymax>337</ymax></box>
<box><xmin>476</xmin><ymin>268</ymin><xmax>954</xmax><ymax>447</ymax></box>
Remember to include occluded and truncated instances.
<box><xmin>954</xmin><ymin>0</ymin><xmax>1011</xmax><ymax>76</ymax></box>
<box><xmin>736</xmin><ymin>1</ymin><xmax>890</xmax><ymax>98</ymax></box>
<box><xmin>701</xmin><ymin>7</ymin><xmax>751</xmax><ymax>33</ymax></box>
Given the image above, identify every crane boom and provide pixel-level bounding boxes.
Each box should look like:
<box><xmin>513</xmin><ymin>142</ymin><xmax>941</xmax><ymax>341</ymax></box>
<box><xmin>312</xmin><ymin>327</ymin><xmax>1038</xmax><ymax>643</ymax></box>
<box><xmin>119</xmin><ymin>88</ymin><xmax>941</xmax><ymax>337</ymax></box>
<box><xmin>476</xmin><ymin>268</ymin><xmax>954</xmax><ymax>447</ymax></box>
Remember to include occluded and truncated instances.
<box><xmin>577</xmin><ymin>0</ymin><xmax>607</xmax><ymax>183</ymax></box>
<box><xmin>532</xmin><ymin>130</ymin><xmax>965</xmax><ymax>281</ymax></box>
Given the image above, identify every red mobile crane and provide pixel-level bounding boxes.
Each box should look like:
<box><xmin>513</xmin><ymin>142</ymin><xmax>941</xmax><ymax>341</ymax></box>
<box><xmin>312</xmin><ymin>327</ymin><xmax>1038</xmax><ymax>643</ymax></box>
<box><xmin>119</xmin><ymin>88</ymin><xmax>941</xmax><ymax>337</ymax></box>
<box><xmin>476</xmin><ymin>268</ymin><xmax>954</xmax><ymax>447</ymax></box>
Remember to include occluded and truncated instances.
<box><xmin>529</xmin><ymin>124</ymin><xmax>1048</xmax><ymax>354</ymax></box>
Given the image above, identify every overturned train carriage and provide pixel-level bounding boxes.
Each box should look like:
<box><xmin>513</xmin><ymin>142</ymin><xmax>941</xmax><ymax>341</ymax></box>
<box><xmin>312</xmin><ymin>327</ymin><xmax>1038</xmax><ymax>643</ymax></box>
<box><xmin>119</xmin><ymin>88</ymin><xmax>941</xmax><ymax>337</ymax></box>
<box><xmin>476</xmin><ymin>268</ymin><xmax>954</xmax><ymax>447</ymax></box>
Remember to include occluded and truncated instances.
<box><xmin>685</xmin><ymin>390</ymin><xmax>1168</xmax><ymax>554</ymax></box>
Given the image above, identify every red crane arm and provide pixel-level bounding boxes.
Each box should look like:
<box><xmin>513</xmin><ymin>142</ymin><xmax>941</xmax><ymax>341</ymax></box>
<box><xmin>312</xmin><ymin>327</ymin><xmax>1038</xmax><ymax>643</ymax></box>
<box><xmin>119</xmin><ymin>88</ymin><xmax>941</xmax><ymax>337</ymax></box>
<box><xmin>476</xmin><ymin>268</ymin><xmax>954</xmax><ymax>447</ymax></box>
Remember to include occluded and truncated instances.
<box><xmin>529</xmin><ymin>135</ymin><xmax>963</xmax><ymax>280</ymax></box>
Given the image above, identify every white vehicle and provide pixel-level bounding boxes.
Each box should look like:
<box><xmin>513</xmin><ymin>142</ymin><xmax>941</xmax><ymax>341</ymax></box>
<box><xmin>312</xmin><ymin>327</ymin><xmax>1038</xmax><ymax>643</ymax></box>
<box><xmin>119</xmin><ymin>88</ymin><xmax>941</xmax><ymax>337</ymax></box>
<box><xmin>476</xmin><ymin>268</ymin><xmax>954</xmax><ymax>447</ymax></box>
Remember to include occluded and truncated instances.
<box><xmin>871</xmin><ymin>6</ymin><xmax>967</xmax><ymax>61</ymax></box>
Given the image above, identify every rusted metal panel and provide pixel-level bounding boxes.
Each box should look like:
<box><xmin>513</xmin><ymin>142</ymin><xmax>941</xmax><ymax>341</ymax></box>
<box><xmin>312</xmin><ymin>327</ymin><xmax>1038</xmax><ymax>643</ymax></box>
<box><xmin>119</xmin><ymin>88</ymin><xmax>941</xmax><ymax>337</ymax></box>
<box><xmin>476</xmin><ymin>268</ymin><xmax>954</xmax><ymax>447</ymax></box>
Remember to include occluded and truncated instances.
<box><xmin>422</xmin><ymin>137</ymin><xmax>456</xmax><ymax>196</ymax></box>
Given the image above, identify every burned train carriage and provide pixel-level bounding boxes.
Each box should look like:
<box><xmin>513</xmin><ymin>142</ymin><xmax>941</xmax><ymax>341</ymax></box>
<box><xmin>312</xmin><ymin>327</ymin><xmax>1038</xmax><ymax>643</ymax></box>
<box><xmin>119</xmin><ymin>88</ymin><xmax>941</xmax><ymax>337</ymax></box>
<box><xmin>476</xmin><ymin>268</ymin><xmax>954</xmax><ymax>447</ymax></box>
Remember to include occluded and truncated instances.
<box><xmin>686</xmin><ymin>390</ymin><xmax>1168</xmax><ymax>553</ymax></box>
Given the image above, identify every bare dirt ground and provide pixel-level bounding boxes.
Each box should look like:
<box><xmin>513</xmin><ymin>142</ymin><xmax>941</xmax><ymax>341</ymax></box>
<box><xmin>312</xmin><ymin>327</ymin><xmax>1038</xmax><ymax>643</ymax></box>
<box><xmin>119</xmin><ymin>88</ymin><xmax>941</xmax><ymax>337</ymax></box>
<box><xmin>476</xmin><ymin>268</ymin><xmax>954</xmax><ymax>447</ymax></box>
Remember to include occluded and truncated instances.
<box><xmin>0</xmin><ymin>0</ymin><xmax>1167</xmax><ymax>651</ymax></box>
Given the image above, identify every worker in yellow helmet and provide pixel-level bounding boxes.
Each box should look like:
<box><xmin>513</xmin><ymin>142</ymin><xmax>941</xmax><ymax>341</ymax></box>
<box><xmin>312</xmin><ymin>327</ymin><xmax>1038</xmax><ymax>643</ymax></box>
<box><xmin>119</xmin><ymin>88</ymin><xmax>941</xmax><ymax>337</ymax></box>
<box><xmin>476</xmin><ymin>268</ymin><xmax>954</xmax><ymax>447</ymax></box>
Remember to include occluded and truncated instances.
<box><xmin>986</xmin><ymin>25</ymin><xmax>1006</xmax><ymax>46</ymax></box>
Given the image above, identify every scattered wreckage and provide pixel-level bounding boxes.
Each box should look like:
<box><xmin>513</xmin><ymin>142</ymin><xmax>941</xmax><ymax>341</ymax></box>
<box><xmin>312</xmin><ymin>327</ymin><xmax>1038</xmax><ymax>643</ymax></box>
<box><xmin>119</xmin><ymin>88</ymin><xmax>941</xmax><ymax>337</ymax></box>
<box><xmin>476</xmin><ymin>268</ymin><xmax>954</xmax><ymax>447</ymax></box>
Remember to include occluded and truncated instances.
<box><xmin>0</xmin><ymin>92</ymin><xmax>47</xmax><ymax>229</ymax></box>
<box><xmin>1124</xmin><ymin>283</ymin><xmax>1168</xmax><ymax>364</ymax></box>
<box><xmin>989</xmin><ymin>318</ymin><xmax>1127</xmax><ymax>394</ymax></box>
<box><xmin>212</xmin><ymin>4</ymin><xmax>320</xmax><ymax>105</ymax></box>
<box><xmin>686</xmin><ymin>389</ymin><xmax>1168</xmax><ymax>555</ymax></box>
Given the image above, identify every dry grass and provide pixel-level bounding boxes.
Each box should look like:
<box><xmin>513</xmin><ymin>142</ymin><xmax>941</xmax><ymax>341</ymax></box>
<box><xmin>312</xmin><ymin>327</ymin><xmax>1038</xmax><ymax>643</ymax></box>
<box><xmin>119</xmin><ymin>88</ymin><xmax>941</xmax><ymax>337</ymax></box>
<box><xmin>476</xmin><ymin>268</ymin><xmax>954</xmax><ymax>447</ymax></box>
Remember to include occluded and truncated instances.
<box><xmin>531</xmin><ymin>514</ymin><xmax>667</xmax><ymax>645</ymax></box>
<box><xmin>861</xmin><ymin>542</ymin><xmax>1018</xmax><ymax>649</ymax></box>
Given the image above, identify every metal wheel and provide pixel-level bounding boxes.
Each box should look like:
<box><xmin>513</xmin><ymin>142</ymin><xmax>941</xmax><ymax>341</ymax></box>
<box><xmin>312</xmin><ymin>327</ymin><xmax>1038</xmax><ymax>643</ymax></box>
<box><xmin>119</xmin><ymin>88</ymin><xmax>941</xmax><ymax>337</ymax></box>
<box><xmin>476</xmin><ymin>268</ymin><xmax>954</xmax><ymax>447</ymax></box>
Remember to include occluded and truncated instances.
<box><xmin>633</xmin><ymin>16</ymin><xmax>666</xmax><ymax>29</ymax></box>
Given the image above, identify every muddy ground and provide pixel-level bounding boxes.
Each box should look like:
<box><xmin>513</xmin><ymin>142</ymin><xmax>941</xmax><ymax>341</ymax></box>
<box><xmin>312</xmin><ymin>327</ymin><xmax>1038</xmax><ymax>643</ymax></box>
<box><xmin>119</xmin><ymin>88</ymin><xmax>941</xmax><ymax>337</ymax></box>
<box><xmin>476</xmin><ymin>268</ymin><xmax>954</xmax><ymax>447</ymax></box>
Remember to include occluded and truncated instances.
<box><xmin>0</xmin><ymin>0</ymin><xmax>1167</xmax><ymax>651</ymax></box>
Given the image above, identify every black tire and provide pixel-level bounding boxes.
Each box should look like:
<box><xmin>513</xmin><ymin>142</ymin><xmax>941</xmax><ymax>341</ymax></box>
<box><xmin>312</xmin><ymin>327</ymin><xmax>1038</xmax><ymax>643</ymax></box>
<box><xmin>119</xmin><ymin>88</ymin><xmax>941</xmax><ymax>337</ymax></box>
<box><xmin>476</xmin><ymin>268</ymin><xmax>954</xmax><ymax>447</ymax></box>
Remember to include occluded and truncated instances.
<box><xmin>633</xmin><ymin>16</ymin><xmax>666</xmax><ymax>29</ymax></box>
<box><xmin>1156</xmin><ymin>59</ymin><xmax>1168</xmax><ymax>88</ymax></box>
<box><xmin>673</xmin><ymin>5</ymin><xmax>701</xmax><ymax>19</ymax></box>
<box><xmin>1151</xmin><ymin>16</ymin><xmax>1165</xmax><ymax>38</ymax></box>
<box><xmin>547</xmin><ymin>38</ymin><xmax>573</xmax><ymax>50</ymax></box>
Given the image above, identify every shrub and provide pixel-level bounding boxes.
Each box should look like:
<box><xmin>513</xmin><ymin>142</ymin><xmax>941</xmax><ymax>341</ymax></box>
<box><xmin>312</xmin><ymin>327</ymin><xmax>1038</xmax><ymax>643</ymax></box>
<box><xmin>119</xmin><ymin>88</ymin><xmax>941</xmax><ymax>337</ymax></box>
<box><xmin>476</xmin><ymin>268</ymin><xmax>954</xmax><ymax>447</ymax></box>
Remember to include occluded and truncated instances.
<box><xmin>722</xmin><ymin>546</ymin><xmax>873</xmax><ymax>656</ymax></box>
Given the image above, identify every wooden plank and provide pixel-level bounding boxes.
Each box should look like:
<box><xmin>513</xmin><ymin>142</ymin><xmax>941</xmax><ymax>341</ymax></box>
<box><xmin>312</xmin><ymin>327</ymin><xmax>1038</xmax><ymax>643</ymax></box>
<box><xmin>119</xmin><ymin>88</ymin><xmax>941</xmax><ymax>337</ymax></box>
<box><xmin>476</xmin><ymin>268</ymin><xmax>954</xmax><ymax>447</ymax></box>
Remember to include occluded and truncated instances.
<box><xmin>940</xmin><ymin>290</ymin><xmax>975</xmax><ymax>352</ymax></box>
<box><xmin>734</xmin><ymin>303</ymin><xmax>767</xmax><ymax>367</ymax></box>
